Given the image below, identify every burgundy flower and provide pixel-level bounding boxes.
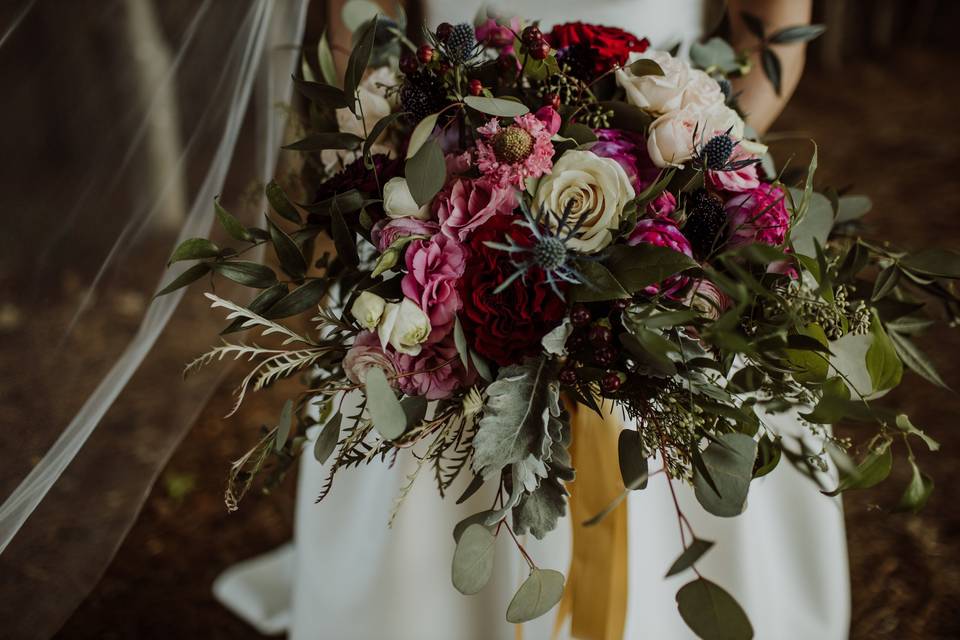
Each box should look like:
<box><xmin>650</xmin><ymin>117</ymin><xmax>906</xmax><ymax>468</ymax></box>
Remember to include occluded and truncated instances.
<box><xmin>627</xmin><ymin>217</ymin><xmax>694</xmax><ymax>299</ymax></box>
<box><xmin>548</xmin><ymin>22</ymin><xmax>649</xmax><ymax>78</ymax></box>
<box><xmin>725</xmin><ymin>183</ymin><xmax>790</xmax><ymax>248</ymax></box>
<box><xmin>459</xmin><ymin>216</ymin><xmax>567</xmax><ymax>367</ymax></box>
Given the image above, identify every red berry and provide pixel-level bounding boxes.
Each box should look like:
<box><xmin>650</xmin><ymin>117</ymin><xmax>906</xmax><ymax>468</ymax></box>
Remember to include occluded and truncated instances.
<box><xmin>436</xmin><ymin>22</ymin><xmax>453</xmax><ymax>42</ymax></box>
<box><xmin>570</xmin><ymin>304</ymin><xmax>591</xmax><ymax>326</ymax></box>
<box><xmin>399</xmin><ymin>52</ymin><xmax>418</xmax><ymax>75</ymax></box>
<box><xmin>589</xmin><ymin>324</ymin><xmax>613</xmax><ymax>348</ymax></box>
<box><xmin>417</xmin><ymin>44</ymin><xmax>435</xmax><ymax>64</ymax></box>
<box><xmin>601</xmin><ymin>372</ymin><xmax>622</xmax><ymax>393</ymax></box>
<box><xmin>595</xmin><ymin>346</ymin><xmax>617</xmax><ymax>367</ymax></box>
<box><xmin>543</xmin><ymin>93</ymin><xmax>561</xmax><ymax>110</ymax></box>
<box><xmin>529</xmin><ymin>41</ymin><xmax>551</xmax><ymax>61</ymax></box>
<box><xmin>521</xmin><ymin>26</ymin><xmax>543</xmax><ymax>46</ymax></box>
<box><xmin>469</xmin><ymin>79</ymin><xmax>483</xmax><ymax>96</ymax></box>
<box><xmin>559</xmin><ymin>366</ymin><xmax>578</xmax><ymax>385</ymax></box>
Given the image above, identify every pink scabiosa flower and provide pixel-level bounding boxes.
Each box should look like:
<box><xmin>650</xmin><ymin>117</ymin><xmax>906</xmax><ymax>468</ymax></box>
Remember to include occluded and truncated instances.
<box><xmin>344</xmin><ymin>331</ymin><xmax>399</xmax><ymax>384</ymax></box>
<box><xmin>401</xmin><ymin>234</ymin><xmax>467</xmax><ymax>339</ymax></box>
<box><xmin>685</xmin><ymin>279</ymin><xmax>732</xmax><ymax>320</ymax></box>
<box><xmin>646</xmin><ymin>191</ymin><xmax>677</xmax><ymax>218</ymax></box>
<box><xmin>591</xmin><ymin>128</ymin><xmax>660</xmax><ymax>192</ymax></box>
<box><xmin>726</xmin><ymin>183</ymin><xmax>790</xmax><ymax>248</ymax></box>
<box><xmin>434</xmin><ymin>177</ymin><xmax>517</xmax><ymax>242</ymax></box>
<box><xmin>393</xmin><ymin>334</ymin><xmax>477</xmax><ymax>400</ymax></box>
<box><xmin>707</xmin><ymin>145</ymin><xmax>761</xmax><ymax>193</ymax></box>
<box><xmin>475</xmin><ymin>114</ymin><xmax>554</xmax><ymax>189</ymax></box>
<box><xmin>627</xmin><ymin>217</ymin><xmax>694</xmax><ymax>298</ymax></box>
<box><xmin>371</xmin><ymin>217</ymin><xmax>439</xmax><ymax>252</ymax></box>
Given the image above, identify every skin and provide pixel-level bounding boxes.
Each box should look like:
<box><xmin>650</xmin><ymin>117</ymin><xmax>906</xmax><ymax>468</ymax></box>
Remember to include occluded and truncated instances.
<box><xmin>324</xmin><ymin>0</ymin><xmax>813</xmax><ymax>134</ymax></box>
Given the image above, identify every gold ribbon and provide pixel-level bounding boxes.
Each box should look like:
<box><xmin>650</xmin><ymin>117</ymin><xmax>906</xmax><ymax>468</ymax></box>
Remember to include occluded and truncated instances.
<box><xmin>552</xmin><ymin>400</ymin><xmax>629</xmax><ymax>640</ymax></box>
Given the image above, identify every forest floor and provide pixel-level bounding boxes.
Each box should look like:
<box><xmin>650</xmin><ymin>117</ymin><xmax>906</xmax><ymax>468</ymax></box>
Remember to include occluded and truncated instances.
<box><xmin>58</xmin><ymin>48</ymin><xmax>960</xmax><ymax>639</ymax></box>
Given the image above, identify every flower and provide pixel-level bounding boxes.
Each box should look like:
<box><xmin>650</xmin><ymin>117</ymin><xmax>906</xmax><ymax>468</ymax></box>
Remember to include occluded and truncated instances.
<box><xmin>681</xmin><ymin>68</ymin><xmax>726</xmax><ymax>110</ymax></box>
<box><xmin>685</xmin><ymin>279</ymin><xmax>732</xmax><ymax>320</ymax></box>
<box><xmin>646</xmin><ymin>103</ymin><xmax>745</xmax><ymax>168</ymax></box>
<box><xmin>377</xmin><ymin>298</ymin><xmax>431</xmax><ymax>355</ymax></box>
<box><xmin>434</xmin><ymin>177</ymin><xmax>517</xmax><ymax>242</ymax></box>
<box><xmin>401</xmin><ymin>234</ymin><xmax>467</xmax><ymax>338</ymax></box>
<box><xmin>591</xmin><ymin>128</ymin><xmax>660</xmax><ymax>192</ymax></box>
<box><xmin>616</xmin><ymin>50</ymin><xmax>692</xmax><ymax>114</ymax></box>
<box><xmin>533</xmin><ymin>149</ymin><xmax>635</xmax><ymax>253</ymax></box>
<box><xmin>707</xmin><ymin>145</ymin><xmax>761</xmax><ymax>193</ymax></box>
<box><xmin>350</xmin><ymin>291</ymin><xmax>386</xmax><ymax>330</ymax></box>
<box><xmin>626</xmin><ymin>217</ymin><xmax>694</xmax><ymax>298</ymax></box>
<box><xmin>725</xmin><ymin>183</ymin><xmax>790</xmax><ymax>248</ymax></box>
<box><xmin>475</xmin><ymin>114</ymin><xmax>554</xmax><ymax>189</ymax></box>
<box><xmin>459</xmin><ymin>215</ymin><xmax>567</xmax><ymax>366</ymax></box>
<box><xmin>475</xmin><ymin>17</ymin><xmax>520</xmax><ymax>52</ymax></box>
<box><xmin>534</xmin><ymin>106</ymin><xmax>562</xmax><ymax>135</ymax></box>
<box><xmin>321</xmin><ymin>67</ymin><xmax>397</xmax><ymax>172</ymax></box>
<box><xmin>383</xmin><ymin>177</ymin><xmax>430</xmax><ymax>219</ymax></box>
<box><xmin>647</xmin><ymin>191</ymin><xmax>677</xmax><ymax>218</ymax></box>
<box><xmin>393</xmin><ymin>334</ymin><xmax>476</xmax><ymax>400</ymax></box>
<box><xmin>344</xmin><ymin>331</ymin><xmax>398</xmax><ymax>384</ymax></box>
<box><xmin>548</xmin><ymin>22</ymin><xmax>649</xmax><ymax>78</ymax></box>
<box><xmin>371</xmin><ymin>217</ymin><xmax>438</xmax><ymax>253</ymax></box>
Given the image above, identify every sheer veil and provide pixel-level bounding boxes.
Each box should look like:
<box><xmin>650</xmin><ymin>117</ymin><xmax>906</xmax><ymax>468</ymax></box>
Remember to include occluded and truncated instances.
<box><xmin>0</xmin><ymin>1</ymin><xmax>308</xmax><ymax>636</ymax></box>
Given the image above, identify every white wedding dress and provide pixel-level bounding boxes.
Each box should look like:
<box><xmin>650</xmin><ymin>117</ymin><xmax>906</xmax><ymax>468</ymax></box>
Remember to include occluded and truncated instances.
<box><xmin>214</xmin><ymin>2</ymin><xmax>851</xmax><ymax>638</ymax></box>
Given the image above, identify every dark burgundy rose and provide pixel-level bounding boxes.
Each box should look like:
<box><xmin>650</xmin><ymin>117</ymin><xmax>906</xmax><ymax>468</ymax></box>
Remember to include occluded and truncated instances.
<box><xmin>548</xmin><ymin>22</ymin><xmax>649</xmax><ymax>78</ymax></box>
<box><xmin>312</xmin><ymin>153</ymin><xmax>403</xmax><ymax>202</ymax></box>
<box><xmin>459</xmin><ymin>215</ymin><xmax>567</xmax><ymax>367</ymax></box>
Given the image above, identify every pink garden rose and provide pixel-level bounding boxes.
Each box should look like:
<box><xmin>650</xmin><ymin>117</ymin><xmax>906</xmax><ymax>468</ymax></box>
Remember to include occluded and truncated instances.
<box><xmin>401</xmin><ymin>234</ymin><xmax>467</xmax><ymax>338</ymax></box>
<box><xmin>726</xmin><ymin>183</ymin><xmax>790</xmax><ymax>248</ymax></box>
<box><xmin>371</xmin><ymin>217</ymin><xmax>439</xmax><ymax>252</ymax></box>
<box><xmin>434</xmin><ymin>177</ymin><xmax>517</xmax><ymax>241</ymax></box>
<box><xmin>343</xmin><ymin>331</ymin><xmax>398</xmax><ymax>384</ymax></box>
<box><xmin>591</xmin><ymin>128</ymin><xmax>660</xmax><ymax>192</ymax></box>
<box><xmin>646</xmin><ymin>191</ymin><xmax>677</xmax><ymax>218</ymax></box>
<box><xmin>393</xmin><ymin>334</ymin><xmax>477</xmax><ymax>400</ymax></box>
<box><xmin>627</xmin><ymin>217</ymin><xmax>694</xmax><ymax>298</ymax></box>
<box><xmin>707</xmin><ymin>145</ymin><xmax>760</xmax><ymax>193</ymax></box>
<box><xmin>534</xmin><ymin>106</ymin><xmax>562</xmax><ymax>135</ymax></box>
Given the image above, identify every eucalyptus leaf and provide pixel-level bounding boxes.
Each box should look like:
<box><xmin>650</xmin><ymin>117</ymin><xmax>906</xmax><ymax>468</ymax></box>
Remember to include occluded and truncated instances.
<box><xmin>463</xmin><ymin>95</ymin><xmax>530</xmax><ymax>117</ymax></box>
<box><xmin>364</xmin><ymin>367</ymin><xmax>406</xmax><ymax>440</ymax></box>
<box><xmin>275</xmin><ymin>400</ymin><xmax>293</xmax><ymax>451</ymax></box>
<box><xmin>740</xmin><ymin>11</ymin><xmax>765</xmax><ymax>39</ymax></box>
<box><xmin>506</xmin><ymin>569</ymin><xmax>565</xmax><ymax>623</ymax></box>
<box><xmin>451</xmin><ymin>524</ymin><xmax>496</xmax><ymax>595</ymax></box>
<box><xmin>600</xmin><ymin>101</ymin><xmax>653</xmax><ymax>132</ymax></box>
<box><xmin>835</xmin><ymin>195</ymin><xmax>872</xmax><ymax>224</ymax></box>
<box><xmin>690</xmin><ymin>37</ymin><xmax>738</xmax><ymax>72</ymax></box>
<box><xmin>666</xmin><ymin>538</ymin><xmax>715</xmax><ymax>577</ymax></box>
<box><xmin>406</xmin><ymin>112</ymin><xmax>440</xmax><ymax>159</ymax></box>
<box><xmin>405</xmin><ymin>138</ymin><xmax>446</xmax><ymax>206</ymax></box>
<box><xmin>618</xmin><ymin>430</ymin><xmax>648</xmax><ymax>490</ymax></box>
<box><xmin>676</xmin><ymin>578</ymin><xmax>754</xmax><ymax>640</ymax></box>
<box><xmin>693</xmin><ymin>433</ymin><xmax>758</xmax><ymax>517</ymax></box>
<box><xmin>454</xmin><ymin>316</ymin><xmax>469</xmax><ymax>368</ymax></box>
<box><xmin>314</xmin><ymin>411</ymin><xmax>341</xmax><ymax>464</ymax></box>
<box><xmin>453</xmin><ymin>511</ymin><xmax>494</xmax><ymax>543</ymax></box>
<box><xmin>341</xmin><ymin>0</ymin><xmax>381</xmax><ymax>32</ymax></box>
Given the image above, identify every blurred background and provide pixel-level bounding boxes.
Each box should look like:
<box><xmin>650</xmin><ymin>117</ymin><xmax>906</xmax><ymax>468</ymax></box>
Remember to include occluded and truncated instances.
<box><xmin>2</xmin><ymin>0</ymin><xmax>959</xmax><ymax>638</ymax></box>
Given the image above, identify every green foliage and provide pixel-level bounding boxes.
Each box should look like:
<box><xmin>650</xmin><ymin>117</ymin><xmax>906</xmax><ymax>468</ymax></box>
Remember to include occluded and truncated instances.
<box><xmin>314</xmin><ymin>411</ymin><xmax>341</xmax><ymax>464</ymax></box>
<box><xmin>666</xmin><ymin>538</ymin><xmax>715</xmax><ymax>578</ymax></box>
<box><xmin>693</xmin><ymin>433</ymin><xmax>758</xmax><ymax>517</ymax></box>
<box><xmin>463</xmin><ymin>95</ymin><xmax>530</xmax><ymax>118</ymax></box>
<box><xmin>676</xmin><ymin>578</ymin><xmax>753</xmax><ymax>640</ymax></box>
<box><xmin>405</xmin><ymin>138</ymin><xmax>446</xmax><ymax>206</ymax></box>
<box><xmin>506</xmin><ymin>569</ymin><xmax>565</xmax><ymax>623</ymax></box>
<box><xmin>364</xmin><ymin>367</ymin><xmax>406</xmax><ymax>440</ymax></box>
<box><xmin>451</xmin><ymin>524</ymin><xmax>496</xmax><ymax>595</ymax></box>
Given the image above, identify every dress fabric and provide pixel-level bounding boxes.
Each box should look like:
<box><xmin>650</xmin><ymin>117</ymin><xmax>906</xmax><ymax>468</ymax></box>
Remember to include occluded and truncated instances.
<box><xmin>214</xmin><ymin>2</ymin><xmax>851</xmax><ymax>638</ymax></box>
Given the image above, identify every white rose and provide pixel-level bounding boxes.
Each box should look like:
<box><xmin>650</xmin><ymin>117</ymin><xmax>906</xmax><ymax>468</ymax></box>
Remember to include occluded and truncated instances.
<box><xmin>350</xmin><ymin>291</ymin><xmax>386</xmax><ymax>330</ymax></box>
<box><xmin>700</xmin><ymin>102</ymin><xmax>745</xmax><ymax>140</ymax></box>
<box><xmin>377</xmin><ymin>298</ymin><xmax>431</xmax><ymax>355</ymax></box>
<box><xmin>321</xmin><ymin>67</ymin><xmax>397</xmax><ymax>172</ymax></box>
<box><xmin>615</xmin><ymin>50</ymin><xmax>690</xmax><ymax>114</ymax></box>
<box><xmin>533</xmin><ymin>150</ymin><xmax>636</xmax><ymax>253</ymax></box>
<box><xmin>382</xmin><ymin>177</ymin><xmax>430</xmax><ymax>220</ymax></box>
<box><xmin>647</xmin><ymin>103</ymin><xmax>747</xmax><ymax>168</ymax></box>
<box><xmin>682</xmin><ymin>69</ymin><xmax>726</xmax><ymax>110</ymax></box>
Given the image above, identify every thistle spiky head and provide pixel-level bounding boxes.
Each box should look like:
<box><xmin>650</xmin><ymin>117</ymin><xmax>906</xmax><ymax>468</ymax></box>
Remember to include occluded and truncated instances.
<box><xmin>533</xmin><ymin>236</ymin><xmax>568</xmax><ymax>270</ymax></box>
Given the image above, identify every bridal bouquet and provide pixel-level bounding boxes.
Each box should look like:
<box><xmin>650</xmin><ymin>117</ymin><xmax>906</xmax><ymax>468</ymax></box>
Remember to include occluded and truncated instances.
<box><xmin>162</xmin><ymin>12</ymin><xmax>959</xmax><ymax>638</ymax></box>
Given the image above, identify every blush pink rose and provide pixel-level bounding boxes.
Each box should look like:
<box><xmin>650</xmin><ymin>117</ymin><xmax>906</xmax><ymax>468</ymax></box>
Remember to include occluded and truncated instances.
<box><xmin>371</xmin><ymin>217</ymin><xmax>439</xmax><ymax>252</ymax></box>
<box><xmin>435</xmin><ymin>177</ymin><xmax>517</xmax><ymax>242</ymax></box>
<box><xmin>707</xmin><ymin>146</ymin><xmax>760</xmax><ymax>193</ymax></box>
<box><xmin>401</xmin><ymin>234</ymin><xmax>467</xmax><ymax>338</ymax></box>
<box><xmin>393</xmin><ymin>334</ymin><xmax>477</xmax><ymax>400</ymax></box>
<box><xmin>646</xmin><ymin>191</ymin><xmax>677</xmax><ymax>218</ymax></box>
<box><xmin>344</xmin><ymin>331</ymin><xmax>398</xmax><ymax>384</ymax></box>
<box><xmin>726</xmin><ymin>183</ymin><xmax>790</xmax><ymax>248</ymax></box>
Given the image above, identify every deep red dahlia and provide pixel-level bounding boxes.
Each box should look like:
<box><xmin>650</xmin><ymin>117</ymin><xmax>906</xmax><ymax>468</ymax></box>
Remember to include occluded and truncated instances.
<box><xmin>547</xmin><ymin>22</ymin><xmax>649</xmax><ymax>77</ymax></box>
<box><xmin>459</xmin><ymin>216</ymin><xmax>567</xmax><ymax>367</ymax></box>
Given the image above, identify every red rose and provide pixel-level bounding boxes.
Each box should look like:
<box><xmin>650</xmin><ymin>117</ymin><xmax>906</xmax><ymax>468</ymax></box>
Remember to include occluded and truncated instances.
<box><xmin>548</xmin><ymin>22</ymin><xmax>649</xmax><ymax>77</ymax></box>
<box><xmin>459</xmin><ymin>216</ymin><xmax>567</xmax><ymax>367</ymax></box>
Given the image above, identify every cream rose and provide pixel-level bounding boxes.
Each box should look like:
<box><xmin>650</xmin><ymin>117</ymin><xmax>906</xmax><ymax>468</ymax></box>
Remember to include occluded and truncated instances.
<box><xmin>647</xmin><ymin>103</ymin><xmax>746</xmax><ymax>168</ymax></box>
<box><xmin>383</xmin><ymin>177</ymin><xmax>431</xmax><ymax>220</ymax></box>
<box><xmin>377</xmin><ymin>298</ymin><xmax>431</xmax><ymax>355</ymax></box>
<box><xmin>350</xmin><ymin>291</ymin><xmax>386</xmax><ymax>330</ymax></box>
<box><xmin>682</xmin><ymin>69</ymin><xmax>726</xmax><ymax>110</ymax></box>
<box><xmin>533</xmin><ymin>150</ymin><xmax>635</xmax><ymax>254</ymax></box>
<box><xmin>321</xmin><ymin>66</ymin><xmax>397</xmax><ymax>172</ymax></box>
<box><xmin>615</xmin><ymin>50</ymin><xmax>690</xmax><ymax>114</ymax></box>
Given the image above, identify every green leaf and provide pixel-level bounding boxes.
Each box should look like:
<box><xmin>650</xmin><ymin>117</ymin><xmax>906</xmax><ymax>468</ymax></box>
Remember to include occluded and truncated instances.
<box><xmin>168</xmin><ymin>237</ymin><xmax>220</xmax><ymax>264</ymax></box>
<box><xmin>463</xmin><ymin>95</ymin><xmax>530</xmax><ymax>118</ymax></box>
<box><xmin>693</xmin><ymin>433</ymin><xmax>758</xmax><ymax>517</ymax></box>
<box><xmin>292</xmin><ymin>77</ymin><xmax>350</xmax><ymax>108</ymax></box>
<box><xmin>620</xmin><ymin>327</ymin><xmax>679</xmax><ymax>376</ymax></box>
<box><xmin>221</xmin><ymin>283</ymin><xmax>287</xmax><ymax>333</ymax></box>
<box><xmin>300</xmin><ymin>189</ymin><xmax>365</xmax><ymax>216</ymax></box>
<box><xmin>401</xmin><ymin>395</ymin><xmax>429</xmax><ymax>429</ymax></box>
<box><xmin>451</xmin><ymin>524</ymin><xmax>496</xmax><ymax>595</ymax></box>
<box><xmin>800</xmin><ymin>377</ymin><xmax>850</xmax><ymax>424</ymax></box>
<box><xmin>343</xmin><ymin>16</ymin><xmax>378</xmax><ymax>114</ymax></box>
<box><xmin>265</xmin><ymin>180</ymin><xmax>301</xmax><ymax>223</ymax></box>
<box><xmin>314</xmin><ymin>410</ymin><xmax>341</xmax><ymax>464</ymax></box>
<box><xmin>894</xmin><ymin>414</ymin><xmax>940</xmax><ymax>451</ymax></box>
<box><xmin>790</xmin><ymin>194</ymin><xmax>832</xmax><ymax>258</ymax></box>
<box><xmin>895</xmin><ymin>458</ymin><xmax>934</xmax><ymax>513</ymax></box>
<box><xmin>264</xmin><ymin>279</ymin><xmax>328</xmax><ymax>319</ymax></box>
<box><xmin>753</xmin><ymin>435</ymin><xmax>781</xmax><ymax>478</ymax></box>
<box><xmin>364</xmin><ymin>366</ymin><xmax>406</xmax><ymax>440</ymax></box>
<box><xmin>405</xmin><ymin>138</ymin><xmax>446</xmax><ymax>206</ymax></box>
<box><xmin>558</xmin><ymin>122</ymin><xmax>597</xmax><ymax>146</ymax></box>
<box><xmin>768</xmin><ymin>24</ymin><xmax>826</xmax><ymax>44</ymax></box>
<box><xmin>453</xmin><ymin>316</ymin><xmax>469</xmax><ymax>369</ymax></box>
<box><xmin>211</xmin><ymin>261</ymin><xmax>277</xmax><ymax>288</ymax></box>
<box><xmin>690</xmin><ymin>37</ymin><xmax>738</xmax><ymax>73</ymax></box>
<box><xmin>363</xmin><ymin>111</ymin><xmax>404</xmax><ymax>160</ymax></box>
<box><xmin>156</xmin><ymin>262</ymin><xmax>210</xmax><ymax>297</ymax></box>
<box><xmin>627</xmin><ymin>58</ymin><xmax>664</xmax><ymax>76</ymax></box>
<box><xmin>506</xmin><ymin>569</ymin><xmax>565</xmax><ymax>623</ymax></box>
<box><xmin>406</xmin><ymin>112</ymin><xmax>440</xmax><ymax>159</ymax></box>
<box><xmin>600</xmin><ymin>100</ymin><xmax>653</xmax><ymax>133</ymax></box>
<box><xmin>471</xmin><ymin>350</ymin><xmax>493</xmax><ymax>382</ymax></box>
<box><xmin>605</xmin><ymin>244</ymin><xmax>698</xmax><ymax>294</ymax></box>
<box><xmin>835</xmin><ymin>195</ymin><xmax>872</xmax><ymax>223</ymax></box>
<box><xmin>275</xmin><ymin>400</ymin><xmax>293</xmax><ymax>451</ymax></box>
<box><xmin>666</xmin><ymin>539</ymin><xmax>715</xmax><ymax>578</ymax></box>
<box><xmin>740</xmin><ymin>12</ymin><xmax>765</xmax><ymax>39</ymax></box>
<box><xmin>453</xmin><ymin>511</ymin><xmax>494</xmax><ymax>543</ymax></box>
<box><xmin>784</xmin><ymin>324</ymin><xmax>830</xmax><ymax>383</ymax></box>
<box><xmin>283</xmin><ymin>132</ymin><xmax>365</xmax><ymax>152</ymax></box>
<box><xmin>330</xmin><ymin>205</ymin><xmax>359</xmax><ymax>268</ymax></box>
<box><xmin>899</xmin><ymin>248</ymin><xmax>960</xmax><ymax>279</ymax></box>
<box><xmin>871</xmin><ymin>265</ymin><xmax>901</xmax><ymax>301</ymax></box>
<box><xmin>676</xmin><ymin>578</ymin><xmax>754</xmax><ymax>640</ymax></box>
<box><xmin>317</xmin><ymin>31</ymin><xmax>339</xmax><ymax>87</ymax></box>
<box><xmin>569</xmin><ymin>261</ymin><xmax>629</xmax><ymax>302</ymax></box>
<box><xmin>888</xmin><ymin>330</ymin><xmax>949</xmax><ymax>389</ymax></box>
<box><xmin>866</xmin><ymin>314</ymin><xmax>903</xmax><ymax>391</ymax></box>
<box><xmin>618</xmin><ymin>430</ymin><xmax>649</xmax><ymax>490</ymax></box>
<box><xmin>267</xmin><ymin>216</ymin><xmax>307</xmax><ymax>280</ymax></box>
<box><xmin>824</xmin><ymin>438</ymin><xmax>892</xmax><ymax>496</ymax></box>
<box><xmin>214</xmin><ymin>198</ymin><xmax>254</xmax><ymax>242</ymax></box>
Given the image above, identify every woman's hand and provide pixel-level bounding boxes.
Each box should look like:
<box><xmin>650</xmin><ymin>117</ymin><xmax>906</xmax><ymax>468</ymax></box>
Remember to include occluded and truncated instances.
<box><xmin>727</xmin><ymin>0</ymin><xmax>813</xmax><ymax>134</ymax></box>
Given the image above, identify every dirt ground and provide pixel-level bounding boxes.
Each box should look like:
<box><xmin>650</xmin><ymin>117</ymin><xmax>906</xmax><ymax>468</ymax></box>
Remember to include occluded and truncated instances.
<box><xmin>55</xmin><ymin>49</ymin><xmax>960</xmax><ymax>639</ymax></box>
